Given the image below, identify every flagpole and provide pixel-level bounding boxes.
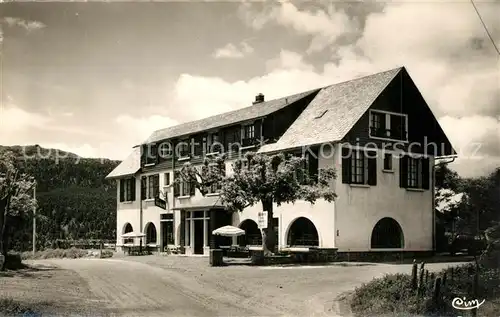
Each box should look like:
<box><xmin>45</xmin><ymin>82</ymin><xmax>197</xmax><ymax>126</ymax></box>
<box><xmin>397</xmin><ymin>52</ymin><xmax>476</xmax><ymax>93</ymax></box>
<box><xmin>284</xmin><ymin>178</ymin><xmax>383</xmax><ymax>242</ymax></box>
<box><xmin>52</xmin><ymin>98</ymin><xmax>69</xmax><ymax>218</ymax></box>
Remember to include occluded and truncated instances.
<box><xmin>33</xmin><ymin>183</ymin><xmax>36</xmax><ymax>256</ymax></box>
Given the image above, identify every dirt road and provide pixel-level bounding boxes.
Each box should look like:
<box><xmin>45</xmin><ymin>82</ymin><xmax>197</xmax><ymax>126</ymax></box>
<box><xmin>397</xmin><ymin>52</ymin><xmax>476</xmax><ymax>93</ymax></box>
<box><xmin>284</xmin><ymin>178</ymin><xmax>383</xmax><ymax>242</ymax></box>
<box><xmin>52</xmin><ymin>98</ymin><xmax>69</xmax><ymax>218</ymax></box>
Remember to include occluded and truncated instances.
<box><xmin>41</xmin><ymin>257</ymin><xmax>465</xmax><ymax>317</ymax></box>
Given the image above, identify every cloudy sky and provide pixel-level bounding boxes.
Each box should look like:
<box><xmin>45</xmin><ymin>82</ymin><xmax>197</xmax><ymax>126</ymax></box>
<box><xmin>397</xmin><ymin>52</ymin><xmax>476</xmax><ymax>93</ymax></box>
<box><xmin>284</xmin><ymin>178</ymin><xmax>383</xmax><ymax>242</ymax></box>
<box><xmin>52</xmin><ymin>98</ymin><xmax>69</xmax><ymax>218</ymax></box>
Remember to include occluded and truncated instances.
<box><xmin>1</xmin><ymin>1</ymin><xmax>499</xmax><ymax>177</ymax></box>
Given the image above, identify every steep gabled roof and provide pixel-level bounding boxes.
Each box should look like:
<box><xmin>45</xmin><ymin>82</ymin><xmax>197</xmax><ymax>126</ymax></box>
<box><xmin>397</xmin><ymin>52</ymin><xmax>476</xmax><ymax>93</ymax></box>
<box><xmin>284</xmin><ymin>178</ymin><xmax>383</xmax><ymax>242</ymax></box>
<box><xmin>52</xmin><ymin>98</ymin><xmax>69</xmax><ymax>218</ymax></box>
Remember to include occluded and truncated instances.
<box><xmin>259</xmin><ymin>67</ymin><xmax>402</xmax><ymax>153</ymax></box>
<box><xmin>105</xmin><ymin>147</ymin><xmax>141</xmax><ymax>179</ymax></box>
<box><xmin>144</xmin><ymin>88</ymin><xmax>320</xmax><ymax>144</ymax></box>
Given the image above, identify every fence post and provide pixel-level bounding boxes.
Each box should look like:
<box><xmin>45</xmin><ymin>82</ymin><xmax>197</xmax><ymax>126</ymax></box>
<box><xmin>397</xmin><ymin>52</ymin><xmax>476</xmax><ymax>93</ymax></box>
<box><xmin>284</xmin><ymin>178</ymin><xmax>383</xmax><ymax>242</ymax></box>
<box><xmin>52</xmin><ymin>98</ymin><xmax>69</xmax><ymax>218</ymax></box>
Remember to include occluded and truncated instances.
<box><xmin>472</xmin><ymin>259</ymin><xmax>480</xmax><ymax>317</ymax></box>
<box><xmin>418</xmin><ymin>262</ymin><xmax>426</xmax><ymax>296</ymax></box>
<box><xmin>432</xmin><ymin>277</ymin><xmax>442</xmax><ymax>308</ymax></box>
<box><xmin>411</xmin><ymin>259</ymin><xmax>418</xmax><ymax>292</ymax></box>
<box><xmin>99</xmin><ymin>240</ymin><xmax>103</xmax><ymax>258</ymax></box>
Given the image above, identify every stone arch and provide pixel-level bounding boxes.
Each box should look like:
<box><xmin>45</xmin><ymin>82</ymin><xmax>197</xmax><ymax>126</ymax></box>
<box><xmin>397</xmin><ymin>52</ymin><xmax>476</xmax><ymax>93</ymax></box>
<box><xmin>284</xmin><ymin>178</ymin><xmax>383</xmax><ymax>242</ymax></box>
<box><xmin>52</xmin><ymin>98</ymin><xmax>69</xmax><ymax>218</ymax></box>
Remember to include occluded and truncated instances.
<box><xmin>144</xmin><ymin>222</ymin><xmax>158</xmax><ymax>244</ymax></box>
<box><xmin>371</xmin><ymin>217</ymin><xmax>404</xmax><ymax>249</ymax></box>
<box><xmin>123</xmin><ymin>223</ymin><xmax>133</xmax><ymax>234</ymax></box>
<box><xmin>286</xmin><ymin>217</ymin><xmax>320</xmax><ymax>247</ymax></box>
<box><xmin>238</xmin><ymin>219</ymin><xmax>262</xmax><ymax>246</ymax></box>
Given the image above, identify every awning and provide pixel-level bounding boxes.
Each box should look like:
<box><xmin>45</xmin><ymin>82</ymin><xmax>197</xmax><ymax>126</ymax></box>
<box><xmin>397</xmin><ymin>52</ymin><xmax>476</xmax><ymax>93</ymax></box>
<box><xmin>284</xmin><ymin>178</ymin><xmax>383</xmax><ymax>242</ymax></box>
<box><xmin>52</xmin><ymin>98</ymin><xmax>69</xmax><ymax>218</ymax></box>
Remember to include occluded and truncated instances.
<box><xmin>172</xmin><ymin>195</ymin><xmax>225</xmax><ymax>210</ymax></box>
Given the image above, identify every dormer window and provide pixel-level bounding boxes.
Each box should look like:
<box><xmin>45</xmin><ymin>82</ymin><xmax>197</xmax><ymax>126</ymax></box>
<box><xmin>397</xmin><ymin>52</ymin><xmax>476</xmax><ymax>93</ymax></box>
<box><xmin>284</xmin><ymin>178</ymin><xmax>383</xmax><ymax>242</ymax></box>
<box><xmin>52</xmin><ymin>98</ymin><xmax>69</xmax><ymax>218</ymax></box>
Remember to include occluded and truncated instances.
<box><xmin>369</xmin><ymin>110</ymin><xmax>408</xmax><ymax>142</ymax></box>
<box><xmin>144</xmin><ymin>143</ymin><xmax>157</xmax><ymax>165</ymax></box>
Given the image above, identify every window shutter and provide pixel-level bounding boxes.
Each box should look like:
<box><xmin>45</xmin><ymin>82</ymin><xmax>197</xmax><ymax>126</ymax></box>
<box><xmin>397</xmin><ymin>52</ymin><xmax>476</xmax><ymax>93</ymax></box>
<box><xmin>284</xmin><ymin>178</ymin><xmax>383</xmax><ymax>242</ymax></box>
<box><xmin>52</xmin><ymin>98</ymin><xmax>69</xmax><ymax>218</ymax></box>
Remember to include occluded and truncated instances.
<box><xmin>341</xmin><ymin>147</ymin><xmax>351</xmax><ymax>184</ymax></box>
<box><xmin>254</xmin><ymin>120</ymin><xmax>262</xmax><ymax>141</ymax></box>
<box><xmin>367</xmin><ymin>154</ymin><xmax>377</xmax><ymax>186</ymax></box>
<box><xmin>141</xmin><ymin>177</ymin><xmax>147</xmax><ymax>200</ymax></box>
<box><xmin>130</xmin><ymin>179</ymin><xmax>136</xmax><ymax>201</ymax></box>
<box><xmin>174</xmin><ymin>171</ymin><xmax>180</xmax><ymax>197</ymax></box>
<box><xmin>400</xmin><ymin>155</ymin><xmax>408</xmax><ymax>188</ymax></box>
<box><xmin>421</xmin><ymin>157</ymin><xmax>430</xmax><ymax>190</ymax></box>
<box><xmin>153</xmin><ymin>174</ymin><xmax>159</xmax><ymax>198</ymax></box>
<box><xmin>119</xmin><ymin>179</ymin><xmax>125</xmax><ymax>202</ymax></box>
<box><xmin>308</xmin><ymin>152</ymin><xmax>319</xmax><ymax>183</ymax></box>
<box><xmin>165</xmin><ymin>173</ymin><xmax>170</xmax><ymax>186</ymax></box>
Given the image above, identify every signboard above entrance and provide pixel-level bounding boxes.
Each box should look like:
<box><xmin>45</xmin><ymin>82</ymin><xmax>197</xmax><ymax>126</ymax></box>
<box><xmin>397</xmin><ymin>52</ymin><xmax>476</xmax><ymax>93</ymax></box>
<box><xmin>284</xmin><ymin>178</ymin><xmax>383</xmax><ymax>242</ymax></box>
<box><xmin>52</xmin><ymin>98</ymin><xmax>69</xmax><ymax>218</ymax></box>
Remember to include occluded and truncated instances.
<box><xmin>257</xmin><ymin>211</ymin><xmax>268</xmax><ymax>229</ymax></box>
<box><xmin>155</xmin><ymin>197</ymin><xmax>167</xmax><ymax>210</ymax></box>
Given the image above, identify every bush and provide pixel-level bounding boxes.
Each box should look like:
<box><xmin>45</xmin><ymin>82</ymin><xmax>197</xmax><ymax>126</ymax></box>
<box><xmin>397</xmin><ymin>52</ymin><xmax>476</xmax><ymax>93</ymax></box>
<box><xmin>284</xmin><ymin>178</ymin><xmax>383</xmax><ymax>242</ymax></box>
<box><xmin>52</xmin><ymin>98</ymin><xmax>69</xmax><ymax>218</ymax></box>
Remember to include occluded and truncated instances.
<box><xmin>350</xmin><ymin>273</ymin><xmax>428</xmax><ymax>315</ymax></box>
<box><xmin>21</xmin><ymin>248</ymin><xmax>89</xmax><ymax>260</ymax></box>
<box><xmin>2</xmin><ymin>253</ymin><xmax>25</xmax><ymax>270</ymax></box>
<box><xmin>100</xmin><ymin>250</ymin><xmax>113</xmax><ymax>259</ymax></box>
<box><xmin>350</xmin><ymin>263</ymin><xmax>500</xmax><ymax>317</ymax></box>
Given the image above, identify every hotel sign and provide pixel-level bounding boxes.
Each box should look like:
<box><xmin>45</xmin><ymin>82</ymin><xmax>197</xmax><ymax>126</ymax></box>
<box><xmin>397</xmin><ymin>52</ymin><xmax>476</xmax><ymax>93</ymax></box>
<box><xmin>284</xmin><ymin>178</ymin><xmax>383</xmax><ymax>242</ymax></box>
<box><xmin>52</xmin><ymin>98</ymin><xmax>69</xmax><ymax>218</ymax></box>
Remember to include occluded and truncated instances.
<box><xmin>257</xmin><ymin>211</ymin><xmax>268</xmax><ymax>229</ymax></box>
<box><xmin>155</xmin><ymin>197</ymin><xmax>167</xmax><ymax>210</ymax></box>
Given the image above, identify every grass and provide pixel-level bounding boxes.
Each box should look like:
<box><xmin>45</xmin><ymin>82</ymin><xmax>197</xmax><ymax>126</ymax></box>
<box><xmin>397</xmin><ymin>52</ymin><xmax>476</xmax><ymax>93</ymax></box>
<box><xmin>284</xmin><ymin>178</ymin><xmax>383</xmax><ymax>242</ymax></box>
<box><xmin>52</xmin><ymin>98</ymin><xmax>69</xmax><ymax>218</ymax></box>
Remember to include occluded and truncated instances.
<box><xmin>0</xmin><ymin>298</ymin><xmax>49</xmax><ymax>316</ymax></box>
<box><xmin>350</xmin><ymin>263</ymin><xmax>500</xmax><ymax>317</ymax></box>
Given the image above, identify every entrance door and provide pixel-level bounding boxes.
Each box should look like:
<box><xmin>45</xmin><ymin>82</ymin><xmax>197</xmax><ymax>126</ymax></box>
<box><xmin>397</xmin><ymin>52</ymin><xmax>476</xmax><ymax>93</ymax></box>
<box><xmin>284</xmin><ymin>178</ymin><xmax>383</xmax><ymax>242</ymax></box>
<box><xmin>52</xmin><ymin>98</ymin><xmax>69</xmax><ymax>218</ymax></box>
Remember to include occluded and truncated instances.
<box><xmin>194</xmin><ymin>220</ymin><xmax>204</xmax><ymax>254</ymax></box>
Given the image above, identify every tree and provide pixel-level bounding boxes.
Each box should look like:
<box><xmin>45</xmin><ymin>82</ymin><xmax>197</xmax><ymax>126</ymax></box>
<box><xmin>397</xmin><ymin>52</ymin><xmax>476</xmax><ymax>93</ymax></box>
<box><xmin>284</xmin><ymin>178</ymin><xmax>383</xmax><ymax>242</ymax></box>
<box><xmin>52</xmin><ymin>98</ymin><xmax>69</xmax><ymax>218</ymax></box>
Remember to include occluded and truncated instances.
<box><xmin>178</xmin><ymin>152</ymin><xmax>337</xmax><ymax>255</ymax></box>
<box><xmin>0</xmin><ymin>151</ymin><xmax>36</xmax><ymax>270</ymax></box>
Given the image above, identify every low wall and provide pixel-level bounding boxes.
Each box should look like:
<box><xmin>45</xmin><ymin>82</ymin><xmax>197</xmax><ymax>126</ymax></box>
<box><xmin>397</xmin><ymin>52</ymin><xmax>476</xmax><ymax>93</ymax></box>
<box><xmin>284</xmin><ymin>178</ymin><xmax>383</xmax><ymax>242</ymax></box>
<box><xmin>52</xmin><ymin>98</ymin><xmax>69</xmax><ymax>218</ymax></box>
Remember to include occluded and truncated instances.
<box><xmin>333</xmin><ymin>251</ymin><xmax>434</xmax><ymax>263</ymax></box>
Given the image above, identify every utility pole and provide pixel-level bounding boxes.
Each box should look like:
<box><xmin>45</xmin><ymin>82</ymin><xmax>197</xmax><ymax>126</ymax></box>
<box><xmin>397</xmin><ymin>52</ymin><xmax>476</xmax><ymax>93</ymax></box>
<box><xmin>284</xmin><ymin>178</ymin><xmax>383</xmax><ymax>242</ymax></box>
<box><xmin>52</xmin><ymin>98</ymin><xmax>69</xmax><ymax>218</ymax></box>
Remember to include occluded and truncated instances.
<box><xmin>33</xmin><ymin>183</ymin><xmax>36</xmax><ymax>256</ymax></box>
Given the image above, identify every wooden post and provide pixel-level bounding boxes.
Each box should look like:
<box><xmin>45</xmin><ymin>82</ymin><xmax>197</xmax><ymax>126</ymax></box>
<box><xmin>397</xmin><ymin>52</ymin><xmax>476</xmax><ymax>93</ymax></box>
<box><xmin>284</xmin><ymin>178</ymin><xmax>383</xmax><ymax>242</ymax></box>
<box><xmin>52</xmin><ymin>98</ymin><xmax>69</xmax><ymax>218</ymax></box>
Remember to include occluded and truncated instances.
<box><xmin>432</xmin><ymin>277</ymin><xmax>442</xmax><ymax>307</ymax></box>
<box><xmin>418</xmin><ymin>262</ymin><xmax>426</xmax><ymax>296</ymax></box>
<box><xmin>442</xmin><ymin>272</ymin><xmax>447</xmax><ymax>289</ymax></box>
<box><xmin>472</xmin><ymin>260</ymin><xmax>480</xmax><ymax>317</ymax></box>
<box><xmin>411</xmin><ymin>259</ymin><xmax>418</xmax><ymax>291</ymax></box>
<box><xmin>99</xmin><ymin>240</ymin><xmax>103</xmax><ymax>258</ymax></box>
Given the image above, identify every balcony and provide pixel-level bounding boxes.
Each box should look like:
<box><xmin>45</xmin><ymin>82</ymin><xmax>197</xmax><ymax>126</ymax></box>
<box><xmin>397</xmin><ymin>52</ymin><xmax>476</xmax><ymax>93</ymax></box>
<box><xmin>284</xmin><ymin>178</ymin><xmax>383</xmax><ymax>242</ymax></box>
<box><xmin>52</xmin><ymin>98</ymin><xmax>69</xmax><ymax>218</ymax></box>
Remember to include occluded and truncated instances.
<box><xmin>241</xmin><ymin>138</ymin><xmax>258</xmax><ymax>148</ymax></box>
<box><xmin>370</xmin><ymin>127</ymin><xmax>407</xmax><ymax>141</ymax></box>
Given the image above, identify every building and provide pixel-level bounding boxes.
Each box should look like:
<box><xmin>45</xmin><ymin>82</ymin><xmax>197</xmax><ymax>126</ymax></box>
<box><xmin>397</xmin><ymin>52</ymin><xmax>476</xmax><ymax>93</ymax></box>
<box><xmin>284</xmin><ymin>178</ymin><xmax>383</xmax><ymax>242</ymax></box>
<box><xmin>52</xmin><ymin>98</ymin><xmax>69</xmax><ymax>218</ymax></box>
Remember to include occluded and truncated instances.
<box><xmin>106</xmin><ymin>67</ymin><xmax>455</xmax><ymax>256</ymax></box>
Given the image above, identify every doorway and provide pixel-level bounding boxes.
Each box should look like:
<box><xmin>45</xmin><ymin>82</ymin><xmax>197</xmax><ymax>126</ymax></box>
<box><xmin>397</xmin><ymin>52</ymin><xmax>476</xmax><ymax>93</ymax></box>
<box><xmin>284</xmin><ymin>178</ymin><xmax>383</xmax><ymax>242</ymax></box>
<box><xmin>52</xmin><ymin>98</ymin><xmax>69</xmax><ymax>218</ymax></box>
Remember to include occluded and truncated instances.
<box><xmin>194</xmin><ymin>220</ymin><xmax>204</xmax><ymax>254</ymax></box>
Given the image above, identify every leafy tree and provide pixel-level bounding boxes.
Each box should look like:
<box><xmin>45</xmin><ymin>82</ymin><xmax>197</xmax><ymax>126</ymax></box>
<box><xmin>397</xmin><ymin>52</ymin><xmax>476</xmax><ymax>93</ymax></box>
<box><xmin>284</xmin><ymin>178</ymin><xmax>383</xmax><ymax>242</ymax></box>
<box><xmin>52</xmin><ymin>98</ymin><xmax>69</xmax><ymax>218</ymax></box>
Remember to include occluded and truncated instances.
<box><xmin>178</xmin><ymin>152</ymin><xmax>337</xmax><ymax>255</ymax></box>
<box><xmin>0</xmin><ymin>151</ymin><xmax>36</xmax><ymax>270</ymax></box>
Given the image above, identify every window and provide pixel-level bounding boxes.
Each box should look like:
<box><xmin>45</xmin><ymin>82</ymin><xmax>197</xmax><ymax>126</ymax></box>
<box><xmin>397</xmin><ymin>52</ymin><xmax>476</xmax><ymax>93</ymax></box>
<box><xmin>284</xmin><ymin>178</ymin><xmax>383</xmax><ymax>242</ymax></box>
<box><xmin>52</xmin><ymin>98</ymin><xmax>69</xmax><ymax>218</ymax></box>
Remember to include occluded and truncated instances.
<box><xmin>147</xmin><ymin>174</ymin><xmax>160</xmax><ymax>199</ymax></box>
<box><xmin>370</xmin><ymin>112</ymin><xmax>386</xmax><ymax>138</ymax></box>
<box><xmin>120</xmin><ymin>178</ymin><xmax>136</xmax><ymax>202</ymax></box>
<box><xmin>399</xmin><ymin>155</ymin><xmax>430</xmax><ymax>190</ymax></box>
<box><xmin>243</xmin><ymin>124</ymin><xmax>255</xmax><ymax>139</ymax></box>
<box><xmin>341</xmin><ymin>147</ymin><xmax>377</xmax><ymax>186</ymax></box>
<box><xmin>207</xmin><ymin>164</ymin><xmax>226</xmax><ymax>194</ymax></box>
<box><xmin>144</xmin><ymin>144</ymin><xmax>157</xmax><ymax>165</ymax></box>
<box><xmin>384</xmin><ymin>153</ymin><xmax>393</xmax><ymax>170</ymax></box>
<box><xmin>178</xmin><ymin>140</ymin><xmax>190</xmax><ymax>158</ymax></box>
<box><xmin>174</xmin><ymin>170</ymin><xmax>195</xmax><ymax>197</ymax></box>
<box><xmin>206</xmin><ymin>132</ymin><xmax>221</xmax><ymax>153</ymax></box>
<box><xmin>369</xmin><ymin>110</ymin><xmax>408</xmax><ymax>141</ymax></box>
<box><xmin>158</xmin><ymin>142</ymin><xmax>173</xmax><ymax>158</ymax></box>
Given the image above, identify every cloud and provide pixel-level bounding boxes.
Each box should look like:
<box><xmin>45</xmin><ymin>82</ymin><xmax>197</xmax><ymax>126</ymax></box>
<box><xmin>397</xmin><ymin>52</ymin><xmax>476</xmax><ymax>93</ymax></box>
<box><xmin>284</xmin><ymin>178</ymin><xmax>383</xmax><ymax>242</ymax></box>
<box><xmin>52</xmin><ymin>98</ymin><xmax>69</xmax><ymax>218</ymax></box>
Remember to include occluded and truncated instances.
<box><xmin>2</xmin><ymin>17</ymin><xmax>46</xmax><ymax>32</ymax></box>
<box><xmin>212</xmin><ymin>41</ymin><xmax>254</xmax><ymax>59</ymax></box>
<box><xmin>115</xmin><ymin>114</ymin><xmax>178</xmax><ymax>144</ymax></box>
<box><xmin>238</xmin><ymin>2</ymin><xmax>356</xmax><ymax>53</ymax></box>
<box><xmin>169</xmin><ymin>1</ymin><xmax>500</xmax><ymax>177</ymax></box>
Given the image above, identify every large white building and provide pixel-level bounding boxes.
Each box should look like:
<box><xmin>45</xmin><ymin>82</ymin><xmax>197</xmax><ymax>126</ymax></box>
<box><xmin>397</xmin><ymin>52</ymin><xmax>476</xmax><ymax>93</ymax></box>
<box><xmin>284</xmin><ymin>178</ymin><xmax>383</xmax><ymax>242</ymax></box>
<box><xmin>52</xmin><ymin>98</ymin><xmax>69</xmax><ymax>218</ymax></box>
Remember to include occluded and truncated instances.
<box><xmin>106</xmin><ymin>67</ymin><xmax>455</xmax><ymax>256</ymax></box>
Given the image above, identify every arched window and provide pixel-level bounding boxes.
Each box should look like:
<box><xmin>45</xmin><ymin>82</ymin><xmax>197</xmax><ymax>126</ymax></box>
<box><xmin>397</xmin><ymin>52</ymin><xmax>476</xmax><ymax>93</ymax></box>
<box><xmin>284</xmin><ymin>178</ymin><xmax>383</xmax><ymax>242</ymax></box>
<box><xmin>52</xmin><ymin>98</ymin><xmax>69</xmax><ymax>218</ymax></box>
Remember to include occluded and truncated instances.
<box><xmin>371</xmin><ymin>217</ymin><xmax>404</xmax><ymax>249</ymax></box>
<box><xmin>287</xmin><ymin>217</ymin><xmax>319</xmax><ymax>246</ymax></box>
<box><xmin>238</xmin><ymin>220</ymin><xmax>262</xmax><ymax>246</ymax></box>
<box><xmin>123</xmin><ymin>223</ymin><xmax>133</xmax><ymax>244</ymax></box>
<box><xmin>145</xmin><ymin>222</ymin><xmax>157</xmax><ymax>244</ymax></box>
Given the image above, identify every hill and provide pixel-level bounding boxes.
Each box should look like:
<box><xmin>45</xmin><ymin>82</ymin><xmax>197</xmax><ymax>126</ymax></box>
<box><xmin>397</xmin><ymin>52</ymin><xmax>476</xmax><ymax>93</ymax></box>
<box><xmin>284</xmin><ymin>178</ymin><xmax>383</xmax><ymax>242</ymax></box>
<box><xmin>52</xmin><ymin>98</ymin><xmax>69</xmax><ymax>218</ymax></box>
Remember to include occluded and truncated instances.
<box><xmin>1</xmin><ymin>145</ymin><xmax>121</xmax><ymax>251</ymax></box>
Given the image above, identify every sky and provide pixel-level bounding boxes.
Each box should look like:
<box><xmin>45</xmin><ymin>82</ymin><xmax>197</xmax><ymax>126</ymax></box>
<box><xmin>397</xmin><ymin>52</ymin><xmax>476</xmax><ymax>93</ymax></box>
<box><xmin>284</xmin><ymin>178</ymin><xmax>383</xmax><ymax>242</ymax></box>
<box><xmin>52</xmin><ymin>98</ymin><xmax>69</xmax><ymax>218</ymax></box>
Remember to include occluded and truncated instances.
<box><xmin>0</xmin><ymin>0</ymin><xmax>499</xmax><ymax>177</ymax></box>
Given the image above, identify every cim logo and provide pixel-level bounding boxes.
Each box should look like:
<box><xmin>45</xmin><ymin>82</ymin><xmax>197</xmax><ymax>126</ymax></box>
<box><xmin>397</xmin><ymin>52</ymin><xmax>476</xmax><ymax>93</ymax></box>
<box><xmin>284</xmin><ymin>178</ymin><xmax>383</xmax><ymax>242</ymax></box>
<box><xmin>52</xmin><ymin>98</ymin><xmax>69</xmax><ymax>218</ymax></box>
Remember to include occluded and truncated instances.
<box><xmin>452</xmin><ymin>297</ymin><xmax>485</xmax><ymax>311</ymax></box>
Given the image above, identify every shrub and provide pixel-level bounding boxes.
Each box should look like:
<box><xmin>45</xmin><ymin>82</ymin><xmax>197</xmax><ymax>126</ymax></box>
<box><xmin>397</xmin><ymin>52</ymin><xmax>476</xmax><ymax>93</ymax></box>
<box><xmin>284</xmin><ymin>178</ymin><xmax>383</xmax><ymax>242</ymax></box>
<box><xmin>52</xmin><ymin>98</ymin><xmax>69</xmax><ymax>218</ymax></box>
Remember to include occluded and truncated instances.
<box><xmin>100</xmin><ymin>250</ymin><xmax>113</xmax><ymax>259</ymax></box>
<box><xmin>21</xmin><ymin>248</ymin><xmax>89</xmax><ymax>260</ymax></box>
<box><xmin>3</xmin><ymin>253</ymin><xmax>25</xmax><ymax>270</ymax></box>
<box><xmin>350</xmin><ymin>263</ymin><xmax>500</xmax><ymax>317</ymax></box>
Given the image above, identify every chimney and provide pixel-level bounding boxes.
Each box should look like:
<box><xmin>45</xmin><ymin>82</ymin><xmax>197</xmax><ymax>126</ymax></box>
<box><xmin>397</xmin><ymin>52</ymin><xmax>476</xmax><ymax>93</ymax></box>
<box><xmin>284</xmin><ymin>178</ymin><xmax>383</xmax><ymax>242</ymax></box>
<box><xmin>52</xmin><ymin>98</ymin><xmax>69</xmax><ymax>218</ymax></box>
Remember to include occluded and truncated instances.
<box><xmin>253</xmin><ymin>93</ymin><xmax>265</xmax><ymax>104</ymax></box>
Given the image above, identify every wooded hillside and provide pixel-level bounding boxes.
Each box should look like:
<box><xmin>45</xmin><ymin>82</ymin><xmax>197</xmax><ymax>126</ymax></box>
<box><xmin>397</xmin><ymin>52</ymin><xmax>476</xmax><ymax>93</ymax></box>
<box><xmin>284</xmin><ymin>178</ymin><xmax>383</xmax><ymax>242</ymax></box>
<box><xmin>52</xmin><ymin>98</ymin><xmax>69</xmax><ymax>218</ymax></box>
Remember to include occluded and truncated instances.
<box><xmin>0</xmin><ymin>145</ymin><xmax>120</xmax><ymax>251</ymax></box>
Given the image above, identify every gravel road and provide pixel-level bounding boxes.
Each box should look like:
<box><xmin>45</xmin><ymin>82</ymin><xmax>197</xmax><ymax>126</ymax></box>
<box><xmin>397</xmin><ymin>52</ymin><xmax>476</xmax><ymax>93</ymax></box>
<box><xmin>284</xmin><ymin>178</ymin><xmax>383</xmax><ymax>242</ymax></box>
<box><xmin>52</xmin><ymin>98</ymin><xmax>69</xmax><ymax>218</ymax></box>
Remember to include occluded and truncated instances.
<box><xmin>40</xmin><ymin>256</ymin><xmax>466</xmax><ymax>317</ymax></box>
